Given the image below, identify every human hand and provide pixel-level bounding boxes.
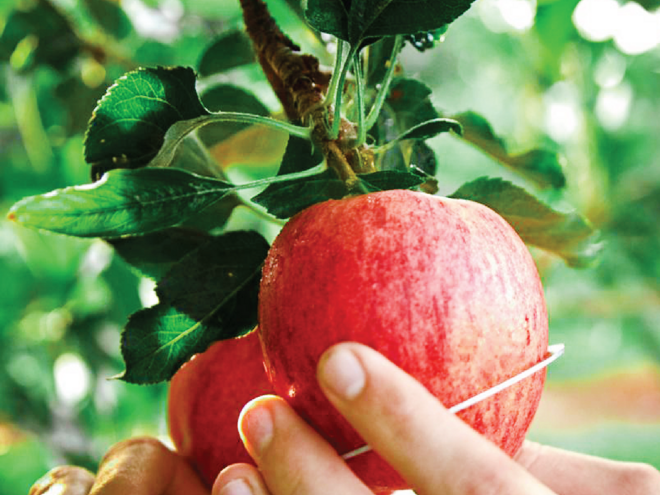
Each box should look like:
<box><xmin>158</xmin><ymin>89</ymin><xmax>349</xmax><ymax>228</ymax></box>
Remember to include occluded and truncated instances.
<box><xmin>29</xmin><ymin>437</ymin><xmax>209</xmax><ymax>495</ymax></box>
<box><xmin>30</xmin><ymin>343</ymin><xmax>660</xmax><ymax>495</ymax></box>
<box><xmin>213</xmin><ymin>342</ymin><xmax>660</xmax><ymax>495</ymax></box>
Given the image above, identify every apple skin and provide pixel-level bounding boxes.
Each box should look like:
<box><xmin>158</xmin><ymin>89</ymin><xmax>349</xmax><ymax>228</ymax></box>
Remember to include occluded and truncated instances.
<box><xmin>258</xmin><ymin>190</ymin><xmax>549</xmax><ymax>492</ymax></box>
<box><xmin>167</xmin><ymin>329</ymin><xmax>272</xmax><ymax>487</ymax></box>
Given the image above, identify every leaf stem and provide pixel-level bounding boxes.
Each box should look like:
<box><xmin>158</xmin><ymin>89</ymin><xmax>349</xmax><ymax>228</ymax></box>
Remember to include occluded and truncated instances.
<box><xmin>207</xmin><ymin>112</ymin><xmax>312</xmax><ymax>139</ymax></box>
<box><xmin>238</xmin><ymin>198</ymin><xmax>287</xmax><ymax>226</ymax></box>
<box><xmin>324</xmin><ymin>40</ymin><xmax>346</xmax><ymax>109</ymax></box>
<box><xmin>329</xmin><ymin>44</ymin><xmax>357</xmax><ymax>140</ymax></box>
<box><xmin>233</xmin><ymin>163</ymin><xmax>328</xmax><ymax>191</ymax></box>
<box><xmin>365</xmin><ymin>35</ymin><xmax>403</xmax><ymax>130</ymax></box>
<box><xmin>354</xmin><ymin>53</ymin><xmax>367</xmax><ymax>148</ymax></box>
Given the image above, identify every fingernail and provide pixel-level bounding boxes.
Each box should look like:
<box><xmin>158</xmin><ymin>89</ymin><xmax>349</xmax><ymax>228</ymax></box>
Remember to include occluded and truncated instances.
<box><xmin>318</xmin><ymin>347</ymin><xmax>366</xmax><ymax>400</ymax></box>
<box><xmin>218</xmin><ymin>478</ymin><xmax>253</xmax><ymax>495</ymax></box>
<box><xmin>238</xmin><ymin>398</ymin><xmax>274</xmax><ymax>458</ymax></box>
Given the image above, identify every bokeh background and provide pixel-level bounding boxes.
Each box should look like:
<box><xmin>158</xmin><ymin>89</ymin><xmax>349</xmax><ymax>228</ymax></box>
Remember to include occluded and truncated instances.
<box><xmin>1</xmin><ymin>0</ymin><xmax>660</xmax><ymax>493</ymax></box>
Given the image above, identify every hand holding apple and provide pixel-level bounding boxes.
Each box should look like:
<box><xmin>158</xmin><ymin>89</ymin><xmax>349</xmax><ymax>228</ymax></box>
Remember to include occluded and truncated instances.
<box><xmin>213</xmin><ymin>342</ymin><xmax>660</xmax><ymax>495</ymax></box>
<box><xmin>258</xmin><ymin>190</ymin><xmax>549</xmax><ymax>491</ymax></box>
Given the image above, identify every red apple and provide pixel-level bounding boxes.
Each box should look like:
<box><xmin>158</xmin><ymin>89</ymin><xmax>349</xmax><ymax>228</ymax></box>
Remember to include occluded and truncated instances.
<box><xmin>167</xmin><ymin>329</ymin><xmax>272</xmax><ymax>486</ymax></box>
<box><xmin>258</xmin><ymin>189</ymin><xmax>549</xmax><ymax>492</ymax></box>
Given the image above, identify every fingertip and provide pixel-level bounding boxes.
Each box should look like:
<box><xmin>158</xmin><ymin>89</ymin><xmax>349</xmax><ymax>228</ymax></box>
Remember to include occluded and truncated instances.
<box><xmin>29</xmin><ymin>466</ymin><xmax>95</xmax><ymax>495</ymax></box>
<box><xmin>238</xmin><ymin>395</ymin><xmax>282</xmax><ymax>461</ymax></box>
<box><xmin>317</xmin><ymin>343</ymin><xmax>367</xmax><ymax>402</ymax></box>
<box><xmin>212</xmin><ymin>464</ymin><xmax>267</xmax><ymax>495</ymax></box>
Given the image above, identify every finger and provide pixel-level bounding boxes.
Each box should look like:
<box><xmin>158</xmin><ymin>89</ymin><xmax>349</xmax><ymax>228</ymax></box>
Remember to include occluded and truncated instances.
<box><xmin>211</xmin><ymin>463</ymin><xmax>270</xmax><ymax>495</ymax></box>
<box><xmin>89</xmin><ymin>437</ymin><xmax>209</xmax><ymax>495</ymax></box>
<box><xmin>30</xmin><ymin>466</ymin><xmax>95</xmax><ymax>495</ymax></box>
<box><xmin>317</xmin><ymin>343</ymin><xmax>556</xmax><ymax>495</ymax></box>
<box><xmin>516</xmin><ymin>440</ymin><xmax>660</xmax><ymax>495</ymax></box>
<box><xmin>235</xmin><ymin>395</ymin><xmax>372</xmax><ymax>495</ymax></box>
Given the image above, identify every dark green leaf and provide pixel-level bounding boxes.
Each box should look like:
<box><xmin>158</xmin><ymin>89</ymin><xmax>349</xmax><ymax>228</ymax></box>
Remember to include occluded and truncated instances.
<box><xmin>305</xmin><ymin>0</ymin><xmax>476</xmax><ymax>42</ymax></box>
<box><xmin>368</xmin><ymin>0</ymin><xmax>475</xmax><ymax>37</ymax></box>
<box><xmin>82</xmin><ymin>0</ymin><xmax>133</xmax><ymax>40</ymax></box>
<box><xmin>303</xmin><ymin>0</ymin><xmax>349</xmax><ymax>40</ymax></box>
<box><xmin>108</xmin><ymin>228</ymin><xmax>213</xmax><ymax>280</ymax></box>
<box><xmin>356</xmin><ymin>0</ymin><xmax>474</xmax><ymax>41</ymax></box>
<box><xmin>8</xmin><ymin>168</ymin><xmax>233</xmax><ymax>238</ymax></box>
<box><xmin>410</xmin><ymin>142</ymin><xmax>439</xmax><ymax>193</ymax></box>
<box><xmin>453</xmin><ymin>112</ymin><xmax>566</xmax><ymax>189</ymax></box>
<box><xmin>197</xmin><ymin>30</ymin><xmax>256</xmax><ymax>77</ymax></box>
<box><xmin>390</xmin><ymin>117</ymin><xmax>462</xmax><ymax>143</ymax></box>
<box><xmin>410</xmin><ymin>141</ymin><xmax>438</xmax><ymax>177</ymax></box>
<box><xmin>632</xmin><ymin>0</ymin><xmax>660</xmax><ymax>9</ymax></box>
<box><xmin>85</xmin><ymin>67</ymin><xmax>209</xmax><ymax>180</ymax></box>
<box><xmin>357</xmin><ymin>169</ymin><xmax>427</xmax><ymax>192</ymax></box>
<box><xmin>507</xmin><ymin>149</ymin><xmax>566</xmax><ymax>190</ymax></box>
<box><xmin>449</xmin><ymin>177</ymin><xmax>601</xmax><ymax>267</ymax></box>
<box><xmin>252</xmin><ymin>169</ymin><xmax>346</xmax><ymax>219</ymax></box>
<box><xmin>156</xmin><ymin>231</ymin><xmax>268</xmax><ymax>320</ymax></box>
<box><xmin>198</xmin><ymin>84</ymin><xmax>270</xmax><ymax>147</ymax></box>
<box><xmin>386</xmin><ymin>78</ymin><xmax>440</xmax><ymax>131</ymax></box>
<box><xmin>348</xmin><ymin>0</ymin><xmax>396</xmax><ymax>44</ymax></box>
<box><xmin>118</xmin><ymin>231</ymin><xmax>269</xmax><ymax>384</ymax></box>
<box><xmin>453</xmin><ymin>110</ymin><xmax>507</xmax><ymax>154</ymax></box>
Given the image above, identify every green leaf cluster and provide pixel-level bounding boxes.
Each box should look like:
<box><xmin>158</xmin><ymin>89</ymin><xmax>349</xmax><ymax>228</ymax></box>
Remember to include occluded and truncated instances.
<box><xmin>4</xmin><ymin>0</ymin><xmax>601</xmax><ymax>391</ymax></box>
<box><xmin>304</xmin><ymin>0</ymin><xmax>475</xmax><ymax>45</ymax></box>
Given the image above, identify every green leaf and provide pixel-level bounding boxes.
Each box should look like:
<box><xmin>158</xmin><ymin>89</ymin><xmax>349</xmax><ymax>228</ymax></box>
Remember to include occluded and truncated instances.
<box><xmin>410</xmin><ymin>141</ymin><xmax>438</xmax><ymax>177</ymax></box>
<box><xmin>410</xmin><ymin>142</ymin><xmax>439</xmax><ymax>193</ymax></box>
<box><xmin>506</xmin><ymin>149</ymin><xmax>567</xmax><ymax>190</ymax></box>
<box><xmin>197</xmin><ymin>30</ymin><xmax>256</xmax><ymax>77</ymax></box>
<box><xmin>453</xmin><ymin>111</ymin><xmax>566</xmax><ymax>190</ymax></box>
<box><xmin>82</xmin><ymin>0</ymin><xmax>133</xmax><ymax>40</ymax></box>
<box><xmin>118</xmin><ymin>231</ymin><xmax>269</xmax><ymax>384</ymax></box>
<box><xmin>357</xmin><ymin>169</ymin><xmax>427</xmax><ymax>192</ymax></box>
<box><xmin>348</xmin><ymin>0</ymin><xmax>396</xmax><ymax>44</ymax></box>
<box><xmin>389</xmin><ymin>117</ymin><xmax>462</xmax><ymax>144</ymax></box>
<box><xmin>385</xmin><ymin>78</ymin><xmax>440</xmax><ymax>131</ymax></box>
<box><xmin>449</xmin><ymin>177</ymin><xmax>601</xmax><ymax>268</ymax></box>
<box><xmin>252</xmin><ymin>169</ymin><xmax>346</xmax><ymax>219</ymax></box>
<box><xmin>361</xmin><ymin>0</ymin><xmax>475</xmax><ymax>38</ymax></box>
<box><xmin>304</xmin><ymin>0</ymin><xmax>349</xmax><ymax>40</ymax></box>
<box><xmin>85</xmin><ymin>67</ymin><xmax>209</xmax><ymax>180</ymax></box>
<box><xmin>8</xmin><ymin>168</ymin><xmax>234</xmax><ymax>238</ymax></box>
<box><xmin>304</xmin><ymin>0</ymin><xmax>475</xmax><ymax>43</ymax></box>
<box><xmin>108</xmin><ymin>228</ymin><xmax>213</xmax><ymax>280</ymax></box>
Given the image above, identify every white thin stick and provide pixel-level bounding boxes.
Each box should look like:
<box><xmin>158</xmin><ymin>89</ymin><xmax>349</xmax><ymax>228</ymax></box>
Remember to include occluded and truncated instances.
<box><xmin>341</xmin><ymin>344</ymin><xmax>565</xmax><ymax>461</ymax></box>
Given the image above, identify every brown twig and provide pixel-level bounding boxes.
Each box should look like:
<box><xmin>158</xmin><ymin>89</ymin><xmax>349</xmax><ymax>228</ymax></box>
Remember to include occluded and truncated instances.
<box><xmin>239</xmin><ymin>0</ymin><xmax>329</xmax><ymax>123</ymax></box>
<box><xmin>239</xmin><ymin>0</ymin><xmax>376</xmax><ymax>180</ymax></box>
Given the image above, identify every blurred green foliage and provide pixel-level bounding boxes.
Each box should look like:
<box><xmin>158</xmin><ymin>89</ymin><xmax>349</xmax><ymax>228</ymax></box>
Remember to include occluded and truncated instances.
<box><xmin>1</xmin><ymin>0</ymin><xmax>659</xmax><ymax>493</ymax></box>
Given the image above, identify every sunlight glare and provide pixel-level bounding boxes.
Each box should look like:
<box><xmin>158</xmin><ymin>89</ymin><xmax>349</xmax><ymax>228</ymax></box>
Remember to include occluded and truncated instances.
<box><xmin>594</xmin><ymin>51</ymin><xmax>627</xmax><ymax>89</ymax></box>
<box><xmin>499</xmin><ymin>0</ymin><xmax>536</xmax><ymax>32</ymax></box>
<box><xmin>613</xmin><ymin>3</ymin><xmax>660</xmax><ymax>55</ymax></box>
<box><xmin>479</xmin><ymin>0</ymin><xmax>536</xmax><ymax>33</ymax></box>
<box><xmin>139</xmin><ymin>277</ymin><xmax>159</xmax><ymax>308</ymax></box>
<box><xmin>596</xmin><ymin>82</ymin><xmax>633</xmax><ymax>131</ymax></box>
<box><xmin>544</xmin><ymin>83</ymin><xmax>582</xmax><ymax>143</ymax></box>
<box><xmin>572</xmin><ymin>0</ymin><xmax>619</xmax><ymax>42</ymax></box>
<box><xmin>54</xmin><ymin>353</ymin><xmax>91</xmax><ymax>406</ymax></box>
